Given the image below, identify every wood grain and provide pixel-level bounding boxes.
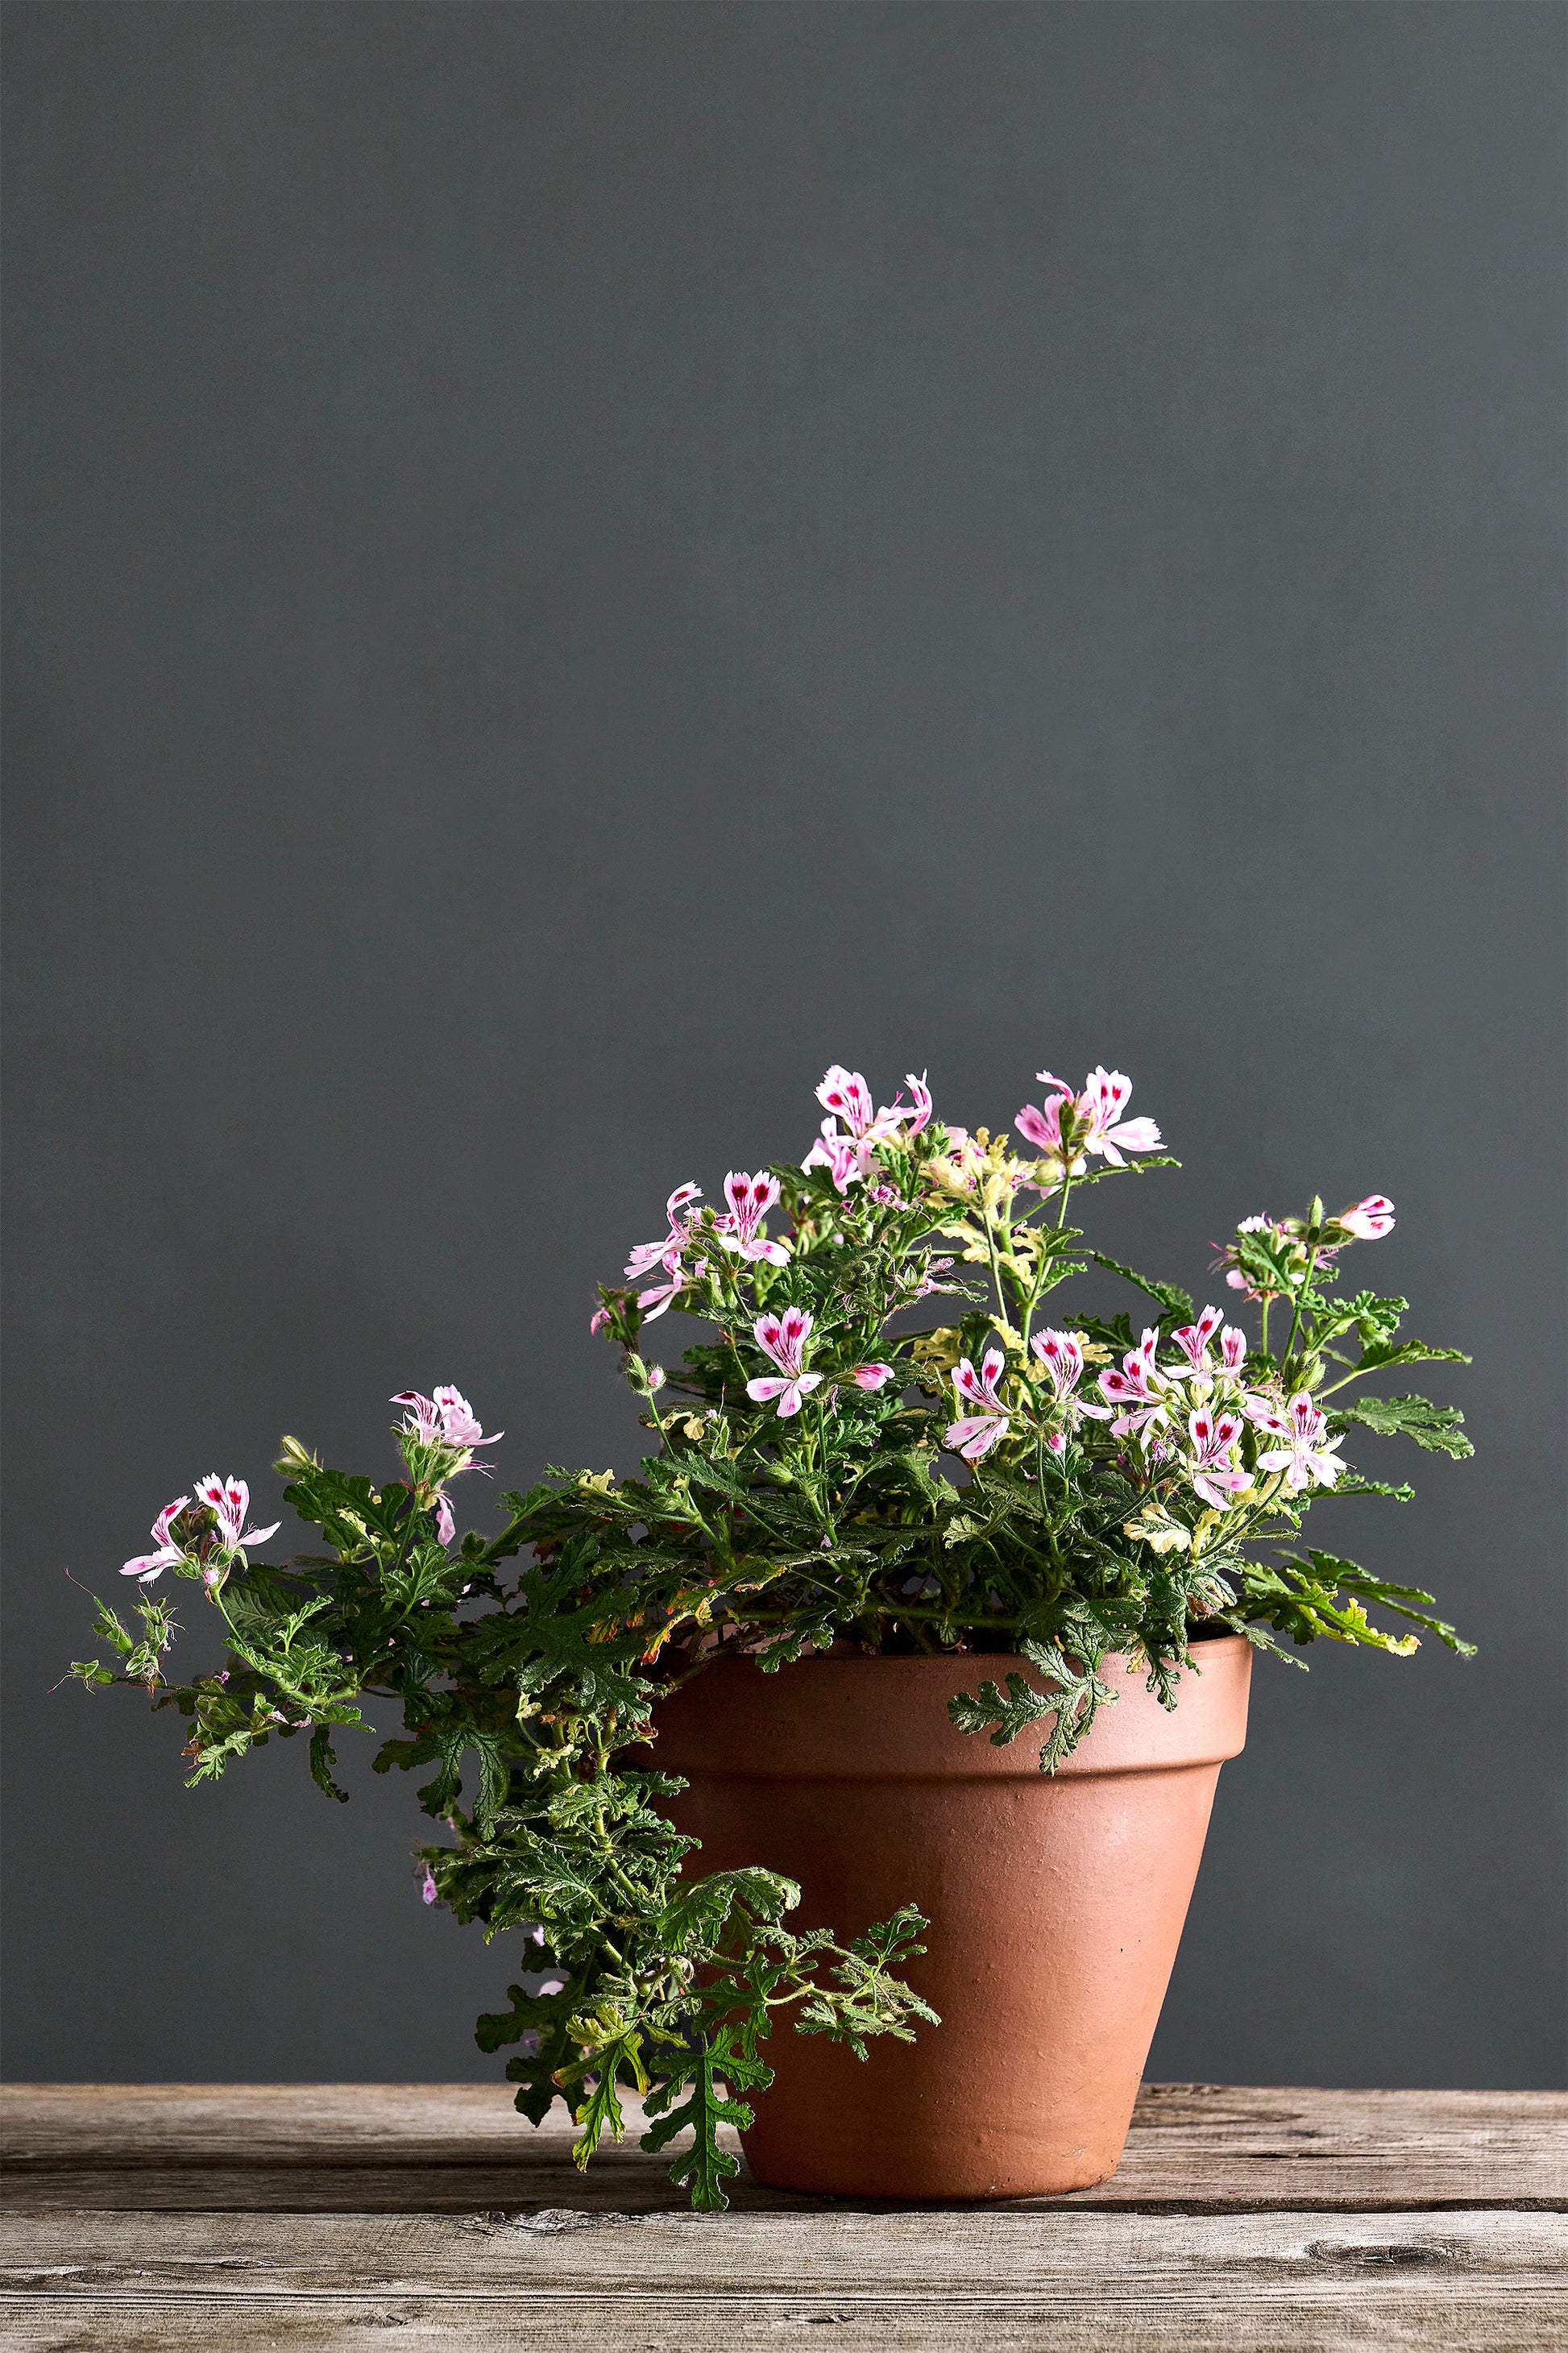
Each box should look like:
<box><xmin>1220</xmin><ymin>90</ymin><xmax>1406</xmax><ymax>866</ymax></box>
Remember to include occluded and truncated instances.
<box><xmin>2</xmin><ymin>2085</ymin><xmax>1562</xmax><ymax>2350</ymax></box>
<box><xmin>1</xmin><ymin>2209</ymin><xmax>1563</xmax><ymax>2350</ymax></box>
<box><xmin>2</xmin><ymin>2082</ymin><xmax>1562</xmax><ymax>2213</ymax></box>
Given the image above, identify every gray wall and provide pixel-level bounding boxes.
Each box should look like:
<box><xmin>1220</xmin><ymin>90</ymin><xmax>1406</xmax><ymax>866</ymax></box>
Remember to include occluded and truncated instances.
<box><xmin>5</xmin><ymin>0</ymin><xmax>1563</xmax><ymax>2091</ymax></box>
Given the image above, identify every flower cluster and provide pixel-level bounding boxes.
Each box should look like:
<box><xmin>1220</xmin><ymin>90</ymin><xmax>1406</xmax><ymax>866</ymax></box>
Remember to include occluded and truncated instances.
<box><xmin>803</xmin><ymin>1064</ymin><xmax>931</xmax><ymax>1195</ymax></box>
<box><xmin>122</xmin><ymin>1478</ymin><xmax>279</xmax><ymax>1587</ymax></box>
<box><xmin>1014</xmin><ymin>1066</ymin><xmax>1162</xmax><ymax>1184</ymax></box>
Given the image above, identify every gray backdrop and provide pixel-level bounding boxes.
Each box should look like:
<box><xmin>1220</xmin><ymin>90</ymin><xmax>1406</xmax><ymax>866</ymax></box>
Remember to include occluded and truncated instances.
<box><xmin>5</xmin><ymin>0</ymin><xmax>1563</xmax><ymax>2092</ymax></box>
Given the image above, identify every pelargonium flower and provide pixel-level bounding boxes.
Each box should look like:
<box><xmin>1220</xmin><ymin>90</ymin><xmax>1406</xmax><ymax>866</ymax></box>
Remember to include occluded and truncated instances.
<box><xmin>1258</xmin><ymin>1392</ymin><xmax>1346</xmax><ymax>1494</ymax></box>
<box><xmin>1168</xmin><ymin>1305</ymin><xmax>1225</xmax><ymax>1376</ymax></box>
<box><xmin>716</xmin><ymin>1171</ymin><xmax>790</xmax><ymax>1265</ymax></box>
<box><xmin>1029</xmin><ymin>1328</ymin><xmax>1105</xmax><ymax>1454</ymax></box>
<box><xmin>1184</xmin><ymin>1407</ymin><xmax>1251</xmax><ymax>1509</ymax></box>
<box><xmin>193</xmin><ymin>1475</ymin><xmax>281</xmax><ymax>1557</ymax></box>
<box><xmin>392</xmin><ymin>1387</ymin><xmax>504</xmax><ymax>1471</ymax></box>
<box><xmin>1017</xmin><ymin>1066</ymin><xmax>1161</xmax><ymax>1177</ymax></box>
<box><xmin>1097</xmin><ymin>1330</ymin><xmax>1172</xmax><ymax>1438</ymax></box>
<box><xmin>746</xmin><ymin>1306</ymin><xmax>824</xmax><ymax>1419</ymax></box>
<box><xmin>122</xmin><ymin>1496</ymin><xmax>192</xmax><ymax>1583</ymax></box>
<box><xmin>849</xmin><ymin>1363</ymin><xmax>897</xmax><ymax>1391</ymax></box>
<box><xmin>944</xmin><ymin>1346</ymin><xmax>1012</xmax><ymax>1460</ymax></box>
<box><xmin>624</xmin><ymin>1184</ymin><xmax>703</xmax><ymax>1282</ymax></box>
<box><xmin>1336</xmin><ymin>1195</ymin><xmax>1396</xmax><ymax>1240</ymax></box>
<box><xmin>891</xmin><ymin>1070</ymin><xmax>933</xmax><ymax>1135</ymax></box>
<box><xmin>803</xmin><ymin>1127</ymin><xmax>865</xmax><ymax>1196</ymax></box>
<box><xmin>633</xmin><ymin>1247</ymin><xmax>687</xmax><ymax>1322</ymax></box>
<box><xmin>434</xmin><ymin>1495</ymin><xmax>456</xmax><ymax>1546</ymax></box>
<box><xmin>805</xmin><ymin>1064</ymin><xmax>932</xmax><ymax>1190</ymax></box>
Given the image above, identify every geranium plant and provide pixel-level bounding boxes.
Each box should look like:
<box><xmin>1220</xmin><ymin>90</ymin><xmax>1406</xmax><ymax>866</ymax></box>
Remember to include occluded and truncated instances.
<box><xmin>72</xmin><ymin>1060</ymin><xmax>1473</xmax><ymax>2209</ymax></box>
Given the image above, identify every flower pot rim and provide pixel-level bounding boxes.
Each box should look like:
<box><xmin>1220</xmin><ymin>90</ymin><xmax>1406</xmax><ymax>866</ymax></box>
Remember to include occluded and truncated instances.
<box><xmin>653</xmin><ymin>1637</ymin><xmax>1252</xmax><ymax>1782</ymax></box>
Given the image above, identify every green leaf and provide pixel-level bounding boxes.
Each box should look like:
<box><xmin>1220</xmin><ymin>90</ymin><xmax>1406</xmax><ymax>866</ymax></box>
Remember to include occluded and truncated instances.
<box><xmin>309</xmin><ymin>1725</ymin><xmax>350</xmax><ymax>1803</ymax></box>
<box><xmin>1331</xmin><ymin>1393</ymin><xmax>1474</xmax><ymax>1457</ymax></box>
<box><xmin>641</xmin><ymin>2029</ymin><xmax>770</xmax><ymax>2212</ymax></box>
<box><xmin>657</xmin><ymin>1867</ymin><xmax>799</xmax><ymax>1955</ymax></box>
<box><xmin>1299</xmin><ymin>1553</ymin><xmax>1476</xmax><ymax>1658</ymax></box>
<box><xmin>1347</xmin><ymin>1338</ymin><xmax>1471</xmax><ymax>1376</ymax></box>
<box><xmin>1089</xmin><ymin>1254</ymin><xmax>1194</xmax><ymax>1323</ymax></box>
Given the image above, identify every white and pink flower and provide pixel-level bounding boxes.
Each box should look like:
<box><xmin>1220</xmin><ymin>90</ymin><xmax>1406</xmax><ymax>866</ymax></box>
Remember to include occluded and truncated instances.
<box><xmin>1258</xmin><ymin>1392</ymin><xmax>1346</xmax><ymax>1494</ymax></box>
<box><xmin>894</xmin><ymin>1071</ymin><xmax>933</xmax><ymax>1135</ymax></box>
<box><xmin>805</xmin><ymin>1064</ymin><xmax>932</xmax><ymax>1190</ymax></box>
<box><xmin>193</xmin><ymin>1475</ymin><xmax>281</xmax><ymax>1557</ymax></box>
<box><xmin>392</xmin><ymin>1388</ymin><xmax>503</xmax><ymax>1469</ymax></box>
<box><xmin>1168</xmin><ymin>1305</ymin><xmax>1225</xmax><ymax>1376</ymax></box>
<box><xmin>944</xmin><ymin>1346</ymin><xmax>1012</xmax><ymax>1460</ymax></box>
<box><xmin>122</xmin><ymin>1496</ymin><xmax>191</xmax><ymax>1583</ymax></box>
<box><xmin>716</xmin><ymin>1171</ymin><xmax>790</xmax><ymax>1265</ymax></box>
<box><xmin>1017</xmin><ymin>1066</ymin><xmax>1161</xmax><ymax>1177</ymax></box>
<box><xmin>1184</xmin><ymin>1407</ymin><xmax>1251</xmax><ymax>1509</ymax></box>
<box><xmin>849</xmin><ymin>1363</ymin><xmax>898</xmax><ymax>1392</ymax></box>
<box><xmin>1030</xmin><ymin>1327</ymin><xmax>1085</xmax><ymax>1398</ymax></box>
<box><xmin>1030</xmin><ymin>1327</ymin><xmax>1104</xmax><ymax>1454</ymax></box>
<box><xmin>624</xmin><ymin>1184</ymin><xmax>703</xmax><ymax>1282</ymax></box>
<box><xmin>1097</xmin><ymin>1330</ymin><xmax>1172</xmax><ymax>1439</ymax></box>
<box><xmin>1337</xmin><ymin>1195</ymin><xmax>1396</xmax><ymax>1240</ymax></box>
<box><xmin>746</xmin><ymin>1306</ymin><xmax>824</xmax><ymax>1419</ymax></box>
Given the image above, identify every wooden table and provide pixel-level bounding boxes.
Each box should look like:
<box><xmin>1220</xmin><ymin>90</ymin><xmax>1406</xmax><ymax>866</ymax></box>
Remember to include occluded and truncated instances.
<box><xmin>2</xmin><ymin>2082</ymin><xmax>1563</xmax><ymax>2348</ymax></box>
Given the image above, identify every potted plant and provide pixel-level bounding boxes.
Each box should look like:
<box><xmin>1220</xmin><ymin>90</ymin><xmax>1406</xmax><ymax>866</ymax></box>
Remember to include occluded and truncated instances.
<box><xmin>73</xmin><ymin>1059</ymin><xmax>1473</xmax><ymax>2205</ymax></box>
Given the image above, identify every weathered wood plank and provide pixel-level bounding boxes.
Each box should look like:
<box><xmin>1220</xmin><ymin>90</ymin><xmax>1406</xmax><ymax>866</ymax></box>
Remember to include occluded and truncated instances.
<box><xmin>1</xmin><ymin>2208</ymin><xmax>1562</xmax><ymax>2351</ymax></box>
<box><xmin>3</xmin><ymin>2083</ymin><xmax>1563</xmax><ymax>2214</ymax></box>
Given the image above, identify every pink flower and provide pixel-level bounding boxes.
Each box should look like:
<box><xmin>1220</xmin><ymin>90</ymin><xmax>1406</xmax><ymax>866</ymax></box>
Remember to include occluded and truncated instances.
<box><xmin>803</xmin><ymin>1127</ymin><xmax>865</xmax><ymax>1195</ymax></box>
<box><xmin>804</xmin><ymin>1065</ymin><xmax>929</xmax><ymax>1189</ymax></box>
<box><xmin>1241</xmin><ymin>1389</ymin><xmax>1291</xmax><ymax>1438</ymax></box>
<box><xmin>849</xmin><ymin>1363</ymin><xmax>898</xmax><ymax>1391</ymax></box>
<box><xmin>1338</xmin><ymin>1195</ymin><xmax>1396</xmax><ymax>1240</ymax></box>
<box><xmin>746</xmin><ymin>1306</ymin><xmax>824</xmax><ymax>1418</ymax></box>
<box><xmin>193</xmin><ymin>1475</ymin><xmax>281</xmax><ymax>1556</ymax></box>
<box><xmin>944</xmin><ymin>1346</ymin><xmax>1012</xmax><ymax>1460</ymax></box>
<box><xmin>391</xmin><ymin>1388</ymin><xmax>504</xmax><ymax>1466</ymax></box>
<box><xmin>1169</xmin><ymin>1305</ymin><xmax>1238</xmax><ymax>1378</ymax></box>
<box><xmin>589</xmin><ymin>1307</ymin><xmax>612</xmax><ymax>1337</ymax></box>
<box><xmin>1013</xmin><ymin>1088</ymin><xmax>1076</xmax><ymax>1174</ymax></box>
<box><xmin>434</xmin><ymin>1495</ymin><xmax>455</xmax><ymax>1546</ymax></box>
<box><xmin>892</xmin><ymin>1071</ymin><xmax>933</xmax><ymax>1135</ymax></box>
<box><xmin>632</xmin><ymin>1245</ymin><xmax>687</xmax><ymax>1322</ymax></box>
<box><xmin>1185</xmin><ymin>1406</ymin><xmax>1251</xmax><ymax>1509</ymax></box>
<box><xmin>1018</xmin><ymin>1066</ymin><xmax>1161</xmax><ymax>1176</ymax></box>
<box><xmin>716</xmin><ymin>1171</ymin><xmax>790</xmax><ymax>1265</ymax></box>
<box><xmin>624</xmin><ymin>1184</ymin><xmax>702</xmax><ymax>1282</ymax></box>
<box><xmin>421</xmin><ymin>1865</ymin><xmax>439</xmax><ymax>1907</ymax></box>
<box><xmin>122</xmin><ymin>1496</ymin><xmax>191</xmax><ymax>1583</ymax></box>
<box><xmin>1030</xmin><ymin>1328</ymin><xmax>1085</xmax><ymax>1398</ymax></box>
<box><xmin>1258</xmin><ymin>1392</ymin><xmax>1346</xmax><ymax>1494</ymax></box>
<box><xmin>1097</xmin><ymin>1330</ymin><xmax>1172</xmax><ymax>1438</ymax></box>
<box><xmin>1221</xmin><ymin>1326</ymin><xmax>1247</xmax><ymax>1373</ymax></box>
<box><xmin>815</xmin><ymin>1066</ymin><xmax>877</xmax><ymax>1134</ymax></box>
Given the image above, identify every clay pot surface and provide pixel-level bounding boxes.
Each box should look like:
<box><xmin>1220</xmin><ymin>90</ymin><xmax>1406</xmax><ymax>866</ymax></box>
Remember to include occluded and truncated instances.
<box><xmin>652</xmin><ymin>1637</ymin><xmax>1251</xmax><ymax>2199</ymax></box>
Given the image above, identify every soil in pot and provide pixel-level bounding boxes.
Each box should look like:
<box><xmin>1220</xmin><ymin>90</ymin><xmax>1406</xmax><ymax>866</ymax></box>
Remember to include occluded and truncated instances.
<box><xmin>651</xmin><ymin>1637</ymin><xmax>1251</xmax><ymax>2199</ymax></box>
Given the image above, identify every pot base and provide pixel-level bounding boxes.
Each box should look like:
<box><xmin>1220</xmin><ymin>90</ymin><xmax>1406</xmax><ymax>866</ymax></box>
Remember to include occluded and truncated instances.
<box><xmin>653</xmin><ymin>1643</ymin><xmax>1251</xmax><ymax>2201</ymax></box>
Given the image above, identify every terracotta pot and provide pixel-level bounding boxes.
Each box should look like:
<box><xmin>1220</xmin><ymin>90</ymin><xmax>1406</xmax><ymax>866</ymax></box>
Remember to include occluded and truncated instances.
<box><xmin>652</xmin><ymin>1637</ymin><xmax>1251</xmax><ymax>2198</ymax></box>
